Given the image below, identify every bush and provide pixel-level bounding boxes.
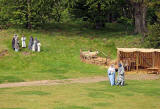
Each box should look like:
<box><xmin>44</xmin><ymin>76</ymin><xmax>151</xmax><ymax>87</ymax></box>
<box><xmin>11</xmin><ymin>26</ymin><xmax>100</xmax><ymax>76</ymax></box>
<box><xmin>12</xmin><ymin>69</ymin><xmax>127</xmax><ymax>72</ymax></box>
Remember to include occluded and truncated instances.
<box><xmin>145</xmin><ymin>23</ymin><xmax>160</xmax><ymax>48</ymax></box>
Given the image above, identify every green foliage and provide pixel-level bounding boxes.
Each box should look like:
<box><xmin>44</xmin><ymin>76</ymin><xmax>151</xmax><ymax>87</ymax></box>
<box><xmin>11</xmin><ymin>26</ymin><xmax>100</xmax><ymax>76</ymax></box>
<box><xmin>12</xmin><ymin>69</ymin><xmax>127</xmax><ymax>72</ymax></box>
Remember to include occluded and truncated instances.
<box><xmin>117</xmin><ymin>17</ymin><xmax>133</xmax><ymax>26</ymax></box>
<box><xmin>68</xmin><ymin>0</ymin><xmax>117</xmax><ymax>28</ymax></box>
<box><xmin>145</xmin><ymin>23</ymin><xmax>160</xmax><ymax>48</ymax></box>
<box><xmin>0</xmin><ymin>0</ymin><xmax>67</xmax><ymax>29</ymax></box>
<box><xmin>0</xmin><ymin>0</ymin><xmax>159</xmax><ymax>31</ymax></box>
<box><xmin>147</xmin><ymin>1</ymin><xmax>160</xmax><ymax>24</ymax></box>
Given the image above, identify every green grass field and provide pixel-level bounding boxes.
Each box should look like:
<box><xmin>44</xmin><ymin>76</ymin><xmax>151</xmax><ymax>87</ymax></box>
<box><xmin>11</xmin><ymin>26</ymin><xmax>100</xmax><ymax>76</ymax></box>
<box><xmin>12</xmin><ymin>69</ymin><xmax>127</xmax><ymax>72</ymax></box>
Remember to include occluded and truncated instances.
<box><xmin>0</xmin><ymin>80</ymin><xmax>159</xmax><ymax>109</ymax></box>
<box><xmin>0</xmin><ymin>23</ymin><xmax>141</xmax><ymax>83</ymax></box>
<box><xmin>0</xmin><ymin>23</ymin><xmax>159</xmax><ymax>109</ymax></box>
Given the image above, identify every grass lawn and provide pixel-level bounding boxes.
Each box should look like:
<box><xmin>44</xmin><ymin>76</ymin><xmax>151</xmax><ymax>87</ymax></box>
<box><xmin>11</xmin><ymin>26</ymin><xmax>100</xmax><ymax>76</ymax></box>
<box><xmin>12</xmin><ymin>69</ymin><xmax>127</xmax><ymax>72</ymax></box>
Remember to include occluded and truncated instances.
<box><xmin>0</xmin><ymin>23</ymin><xmax>142</xmax><ymax>83</ymax></box>
<box><xmin>0</xmin><ymin>80</ymin><xmax>159</xmax><ymax>109</ymax></box>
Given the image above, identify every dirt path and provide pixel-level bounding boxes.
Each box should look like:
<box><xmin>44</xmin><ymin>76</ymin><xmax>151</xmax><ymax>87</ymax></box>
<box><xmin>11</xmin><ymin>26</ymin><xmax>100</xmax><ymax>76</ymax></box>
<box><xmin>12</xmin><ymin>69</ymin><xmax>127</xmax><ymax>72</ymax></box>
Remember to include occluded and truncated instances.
<box><xmin>0</xmin><ymin>74</ymin><xmax>159</xmax><ymax>88</ymax></box>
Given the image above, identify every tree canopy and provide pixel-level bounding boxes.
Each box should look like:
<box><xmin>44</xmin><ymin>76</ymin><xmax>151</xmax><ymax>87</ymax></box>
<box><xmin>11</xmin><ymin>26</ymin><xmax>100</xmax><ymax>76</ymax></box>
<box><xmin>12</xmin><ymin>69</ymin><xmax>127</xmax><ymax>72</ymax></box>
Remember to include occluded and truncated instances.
<box><xmin>0</xmin><ymin>0</ymin><xmax>159</xmax><ymax>37</ymax></box>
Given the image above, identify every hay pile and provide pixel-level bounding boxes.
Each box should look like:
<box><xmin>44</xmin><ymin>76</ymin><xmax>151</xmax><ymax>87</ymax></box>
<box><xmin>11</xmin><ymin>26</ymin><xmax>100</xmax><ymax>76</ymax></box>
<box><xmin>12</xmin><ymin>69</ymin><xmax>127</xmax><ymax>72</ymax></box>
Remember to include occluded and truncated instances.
<box><xmin>80</xmin><ymin>50</ymin><xmax>108</xmax><ymax>66</ymax></box>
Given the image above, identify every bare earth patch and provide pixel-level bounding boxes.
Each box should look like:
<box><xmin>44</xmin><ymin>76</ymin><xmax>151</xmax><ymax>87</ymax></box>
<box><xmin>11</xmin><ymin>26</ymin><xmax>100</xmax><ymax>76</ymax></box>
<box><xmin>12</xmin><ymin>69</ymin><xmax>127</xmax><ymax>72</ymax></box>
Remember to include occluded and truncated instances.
<box><xmin>0</xmin><ymin>74</ymin><xmax>159</xmax><ymax>88</ymax></box>
<box><xmin>0</xmin><ymin>50</ymin><xmax>9</xmax><ymax>57</ymax></box>
<box><xmin>22</xmin><ymin>51</ymin><xmax>31</xmax><ymax>56</ymax></box>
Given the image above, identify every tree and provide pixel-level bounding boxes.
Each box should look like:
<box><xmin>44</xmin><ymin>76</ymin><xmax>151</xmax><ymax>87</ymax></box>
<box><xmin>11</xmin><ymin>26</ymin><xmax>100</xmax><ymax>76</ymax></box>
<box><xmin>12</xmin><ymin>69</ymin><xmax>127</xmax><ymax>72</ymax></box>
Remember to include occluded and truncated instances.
<box><xmin>51</xmin><ymin>0</ymin><xmax>66</xmax><ymax>22</ymax></box>
<box><xmin>68</xmin><ymin>0</ymin><xmax>116</xmax><ymax>29</ymax></box>
<box><xmin>144</xmin><ymin>1</ymin><xmax>160</xmax><ymax>48</ymax></box>
<box><xmin>0</xmin><ymin>0</ymin><xmax>66</xmax><ymax>29</ymax></box>
<box><xmin>130</xmin><ymin>0</ymin><xmax>148</xmax><ymax>36</ymax></box>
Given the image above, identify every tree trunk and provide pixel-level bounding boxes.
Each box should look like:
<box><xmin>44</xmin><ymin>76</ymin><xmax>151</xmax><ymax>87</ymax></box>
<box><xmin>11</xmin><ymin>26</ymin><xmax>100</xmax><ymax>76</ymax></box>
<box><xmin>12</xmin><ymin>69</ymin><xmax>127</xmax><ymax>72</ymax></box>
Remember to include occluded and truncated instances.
<box><xmin>134</xmin><ymin>2</ymin><xmax>147</xmax><ymax>35</ymax></box>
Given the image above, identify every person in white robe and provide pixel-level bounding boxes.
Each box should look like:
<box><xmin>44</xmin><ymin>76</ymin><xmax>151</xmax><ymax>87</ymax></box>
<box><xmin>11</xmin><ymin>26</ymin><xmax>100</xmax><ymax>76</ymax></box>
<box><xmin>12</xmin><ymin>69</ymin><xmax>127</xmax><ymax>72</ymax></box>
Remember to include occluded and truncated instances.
<box><xmin>21</xmin><ymin>35</ymin><xmax>26</xmax><ymax>48</ymax></box>
<box><xmin>32</xmin><ymin>40</ymin><xmax>36</xmax><ymax>52</ymax></box>
<box><xmin>107</xmin><ymin>64</ymin><xmax>116</xmax><ymax>86</ymax></box>
<box><xmin>37</xmin><ymin>41</ymin><xmax>41</xmax><ymax>52</ymax></box>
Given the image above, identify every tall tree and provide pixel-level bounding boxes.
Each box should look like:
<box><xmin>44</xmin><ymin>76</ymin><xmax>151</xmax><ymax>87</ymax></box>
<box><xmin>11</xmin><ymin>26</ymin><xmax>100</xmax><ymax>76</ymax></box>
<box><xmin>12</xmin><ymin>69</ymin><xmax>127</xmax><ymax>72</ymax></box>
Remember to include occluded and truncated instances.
<box><xmin>130</xmin><ymin>0</ymin><xmax>148</xmax><ymax>35</ymax></box>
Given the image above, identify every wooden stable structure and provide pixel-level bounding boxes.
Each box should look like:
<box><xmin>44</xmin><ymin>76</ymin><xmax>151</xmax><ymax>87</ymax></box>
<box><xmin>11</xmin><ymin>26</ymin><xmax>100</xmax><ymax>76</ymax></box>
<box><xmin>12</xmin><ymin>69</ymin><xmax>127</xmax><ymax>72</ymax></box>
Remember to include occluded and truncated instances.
<box><xmin>117</xmin><ymin>48</ymin><xmax>160</xmax><ymax>74</ymax></box>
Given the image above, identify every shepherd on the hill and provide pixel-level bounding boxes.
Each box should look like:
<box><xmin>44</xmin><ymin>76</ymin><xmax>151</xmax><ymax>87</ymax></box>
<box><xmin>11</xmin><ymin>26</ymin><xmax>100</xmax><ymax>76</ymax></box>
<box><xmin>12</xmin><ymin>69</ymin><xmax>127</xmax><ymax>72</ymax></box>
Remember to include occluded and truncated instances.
<box><xmin>21</xmin><ymin>35</ymin><xmax>26</xmax><ymax>48</ymax></box>
<box><xmin>108</xmin><ymin>64</ymin><xmax>116</xmax><ymax>86</ymax></box>
<box><xmin>116</xmin><ymin>63</ymin><xmax>125</xmax><ymax>86</ymax></box>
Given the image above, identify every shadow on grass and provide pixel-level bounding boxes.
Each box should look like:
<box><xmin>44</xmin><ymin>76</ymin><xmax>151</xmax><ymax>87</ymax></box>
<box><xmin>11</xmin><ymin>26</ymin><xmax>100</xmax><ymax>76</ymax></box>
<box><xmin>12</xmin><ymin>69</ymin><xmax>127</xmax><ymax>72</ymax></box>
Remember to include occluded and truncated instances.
<box><xmin>0</xmin><ymin>108</ymin><xmax>25</xmax><ymax>109</ymax></box>
<box><xmin>88</xmin><ymin>92</ymin><xmax>115</xmax><ymax>98</ymax></box>
<box><xmin>93</xmin><ymin>102</ymin><xmax>112</xmax><ymax>107</ymax></box>
<box><xmin>38</xmin><ymin>22</ymin><xmax>134</xmax><ymax>39</ymax></box>
<box><xmin>0</xmin><ymin>76</ymin><xmax>25</xmax><ymax>83</ymax></box>
<box><xmin>15</xmin><ymin>91</ymin><xmax>50</xmax><ymax>96</ymax></box>
<box><xmin>54</xmin><ymin>105</ymin><xmax>91</xmax><ymax>109</ymax></box>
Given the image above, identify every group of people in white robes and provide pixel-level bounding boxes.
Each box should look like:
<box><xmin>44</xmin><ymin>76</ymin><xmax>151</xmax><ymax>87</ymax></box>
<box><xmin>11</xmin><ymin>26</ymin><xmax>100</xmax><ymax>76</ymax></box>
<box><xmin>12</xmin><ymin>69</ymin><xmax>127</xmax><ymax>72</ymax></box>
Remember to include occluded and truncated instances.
<box><xmin>12</xmin><ymin>34</ymin><xmax>41</xmax><ymax>52</ymax></box>
<box><xmin>107</xmin><ymin>63</ymin><xmax>125</xmax><ymax>86</ymax></box>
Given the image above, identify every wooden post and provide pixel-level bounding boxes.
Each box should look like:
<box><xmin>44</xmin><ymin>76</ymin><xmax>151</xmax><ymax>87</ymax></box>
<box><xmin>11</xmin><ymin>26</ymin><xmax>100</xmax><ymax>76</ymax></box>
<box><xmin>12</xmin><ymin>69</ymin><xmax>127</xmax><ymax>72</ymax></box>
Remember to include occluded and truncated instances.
<box><xmin>152</xmin><ymin>52</ymin><xmax>156</xmax><ymax>68</ymax></box>
<box><xmin>136</xmin><ymin>51</ymin><xmax>139</xmax><ymax>73</ymax></box>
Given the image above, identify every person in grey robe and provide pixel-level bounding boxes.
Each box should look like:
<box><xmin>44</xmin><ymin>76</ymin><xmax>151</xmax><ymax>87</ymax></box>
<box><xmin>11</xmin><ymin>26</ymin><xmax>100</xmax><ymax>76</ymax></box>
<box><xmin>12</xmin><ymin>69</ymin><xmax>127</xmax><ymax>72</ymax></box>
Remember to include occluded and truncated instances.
<box><xmin>14</xmin><ymin>35</ymin><xmax>19</xmax><ymax>52</ymax></box>
<box><xmin>12</xmin><ymin>34</ymin><xmax>16</xmax><ymax>50</ymax></box>
<box><xmin>34</xmin><ymin>37</ymin><xmax>38</xmax><ymax>51</ymax></box>
<box><xmin>116</xmin><ymin>63</ymin><xmax>125</xmax><ymax>86</ymax></box>
<box><xmin>28</xmin><ymin>36</ymin><xmax>34</xmax><ymax>50</ymax></box>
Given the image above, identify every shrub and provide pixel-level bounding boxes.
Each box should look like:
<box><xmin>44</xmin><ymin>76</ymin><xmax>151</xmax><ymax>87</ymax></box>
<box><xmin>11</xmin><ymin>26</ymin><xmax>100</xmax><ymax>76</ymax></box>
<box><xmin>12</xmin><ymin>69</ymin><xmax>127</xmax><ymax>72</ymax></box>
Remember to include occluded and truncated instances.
<box><xmin>145</xmin><ymin>23</ymin><xmax>160</xmax><ymax>48</ymax></box>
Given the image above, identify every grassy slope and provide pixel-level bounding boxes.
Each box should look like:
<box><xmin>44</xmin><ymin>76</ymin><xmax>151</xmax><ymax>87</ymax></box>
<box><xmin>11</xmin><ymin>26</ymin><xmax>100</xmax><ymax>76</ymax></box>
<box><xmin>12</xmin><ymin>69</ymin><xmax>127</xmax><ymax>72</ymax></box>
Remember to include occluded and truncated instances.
<box><xmin>0</xmin><ymin>23</ymin><xmax>142</xmax><ymax>83</ymax></box>
<box><xmin>0</xmin><ymin>80</ymin><xmax>159</xmax><ymax>109</ymax></box>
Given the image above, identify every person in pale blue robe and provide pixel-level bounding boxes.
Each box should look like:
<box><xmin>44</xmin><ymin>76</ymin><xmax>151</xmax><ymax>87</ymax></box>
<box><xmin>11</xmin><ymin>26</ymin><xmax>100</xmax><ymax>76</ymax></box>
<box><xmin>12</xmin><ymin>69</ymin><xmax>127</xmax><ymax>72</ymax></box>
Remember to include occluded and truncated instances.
<box><xmin>116</xmin><ymin>63</ymin><xmax>125</xmax><ymax>86</ymax></box>
<box><xmin>108</xmin><ymin>64</ymin><xmax>116</xmax><ymax>86</ymax></box>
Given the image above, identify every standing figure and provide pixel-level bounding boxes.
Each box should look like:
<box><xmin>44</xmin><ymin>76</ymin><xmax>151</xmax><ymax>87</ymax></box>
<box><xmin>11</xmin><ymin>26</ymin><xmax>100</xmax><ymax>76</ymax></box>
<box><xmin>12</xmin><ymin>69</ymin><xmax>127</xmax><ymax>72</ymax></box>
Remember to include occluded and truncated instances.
<box><xmin>34</xmin><ymin>37</ymin><xmax>38</xmax><ymax>51</ymax></box>
<box><xmin>32</xmin><ymin>40</ymin><xmax>36</xmax><ymax>52</ymax></box>
<box><xmin>108</xmin><ymin>64</ymin><xmax>116</xmax><ymax>86</ymax></box>
<box><xmin>116</xmin><ymin>63</ymin><xmax>125</xmax><ymax>86</ymax></box>
<box><xmin>21</xmin><ymin>35</ymin><xmax>26</xmax><ymax>48</ymax></box>
<box><xmin>12</xmin><ymin>34</ymin><xmax>16</xmax><ymax>50</ymax></box>
<box><xmin>37</xmin><ymin>40</ymin><xmax>41</xmax><ymax>52</ymax></box>
<box><xmin>28</xmin><ymin>36</ymin><xmax>34</xmax><ymax>50</ymax></box>
<box><xmin>14</xmin><ymin>35</ymin><xmax>19</xmax><ymax>52</ymax></box>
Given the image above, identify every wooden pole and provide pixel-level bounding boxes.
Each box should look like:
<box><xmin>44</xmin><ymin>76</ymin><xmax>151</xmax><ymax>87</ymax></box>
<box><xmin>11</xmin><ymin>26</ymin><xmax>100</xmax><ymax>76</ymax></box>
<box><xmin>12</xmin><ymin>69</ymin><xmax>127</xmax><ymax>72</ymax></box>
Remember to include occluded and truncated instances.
<box><xmin>136</xmin><ymin>51</ymin><xmax>139</xmax><ymax>73</ymax></box>
<box><xmin>152</xmin><ymin>52</ymin><xmax>156</xmax><ymax>68</ymax></box>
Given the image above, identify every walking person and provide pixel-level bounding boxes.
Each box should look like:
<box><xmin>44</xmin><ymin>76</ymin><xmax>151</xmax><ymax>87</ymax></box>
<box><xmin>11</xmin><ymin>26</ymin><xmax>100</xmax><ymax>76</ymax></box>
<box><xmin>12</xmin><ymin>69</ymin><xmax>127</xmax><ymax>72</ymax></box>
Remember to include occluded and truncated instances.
<box><xmin>116</xmin><ymin>63</ymin><xmax>125</xmax><ymax>86</ymax></box>
<box><xmin>108</xmin><ymin>64</ymin><xmax>116</xmax><ymax>86</ymax></box>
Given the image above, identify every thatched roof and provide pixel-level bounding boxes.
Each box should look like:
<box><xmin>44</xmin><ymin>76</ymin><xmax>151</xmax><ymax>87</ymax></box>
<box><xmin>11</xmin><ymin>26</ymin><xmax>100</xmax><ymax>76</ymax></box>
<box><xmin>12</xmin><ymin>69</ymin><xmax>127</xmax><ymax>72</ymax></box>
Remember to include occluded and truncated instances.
<box><xmin>117</xmin><ymin>48</ymin><xmax>160</xmax><ymax>52</ymax></box>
